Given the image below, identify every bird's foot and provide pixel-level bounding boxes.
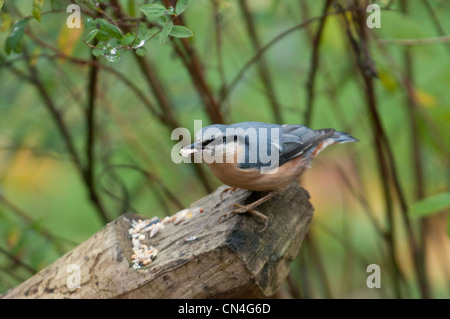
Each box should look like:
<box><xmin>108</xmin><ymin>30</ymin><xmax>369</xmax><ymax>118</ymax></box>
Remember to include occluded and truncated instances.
<box><xmin>219</xmin><ymin>203</ymin><xmax>269</xmax><ymax>232</ymax></box>
<box><xmin>219</xmin><ymin>186</ymin><xmax>238</xmax><ymax>201</ymax></box>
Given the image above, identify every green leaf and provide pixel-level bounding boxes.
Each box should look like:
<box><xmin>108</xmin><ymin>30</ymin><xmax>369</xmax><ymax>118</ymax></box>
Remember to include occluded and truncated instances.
<box><xmin>85</xmin><ymin>0</ymin><xmax>102</xmax><ymax>12</ymax></box>
<box><xmin>32</xmin><ymin>0</ymin><xmax>43</xmax><ymax>22</ymax></box>
<box><xmin>0</xmin><ymin>0</ymin><xmax>5</xmax><ymax>11</ymax></box>
<box><xmin>121</xmin><ymin>32</ymin><xmax>136</xmax><ymax>46</ymax></box>
<box><xmin>409</xmin><ymin>193</ymin><xmax>450</xmax><ymax>218</ymax></box>
<box><xmin>169</xmin><ymin>25</ymin><xmax>193</xmax><ymax>38</ymax></box>
<box><xmin>137</xmin><ymin>22</ymin><xmax>148</xmax><ymax>40</ymax></box>
<box><xmin>175</xmin><ymin>0</ymin><xmax>191</xmax><ymax>15</ymax></box>
<box><xmin>136</xmin><ymin>46</ymin><xmax>147</xmax><ymax>57</ymax></box>
<box><xmin>85</xmin><ymin>29</ymin><xmax>99</xmax><ymax>42</ymax></box>
<box><xmin>95</xmin><ymin>30</ymin><xmax>111</xmax><ymax>42</ymax></box>
<box><xmin>159</xmin><ymin>22</ymin><xmax>173</xmax><ymax>45</ymax></box>
<box><xmin>84</xmin><ymin>17</ymin><xmax>96</xmax><ymax>30</ymax></box>
<box><xmin>95</xmin><ymin>18</ymin><xmax>123</xmax><ymax>39</ymax></box>
<box><xmin>5</xmin><ymin>18</ymin><xmax>30</xmax><ymax>55</ymax></box>
<box><xmin>92</xmin><ymin>47</ymin><xmax>105</xmax><ymax>57</ymax></box>
<box><xmin>140</xmin><ymin>3</ymin><xmax>168</xmax><ymax>19</ymax></box>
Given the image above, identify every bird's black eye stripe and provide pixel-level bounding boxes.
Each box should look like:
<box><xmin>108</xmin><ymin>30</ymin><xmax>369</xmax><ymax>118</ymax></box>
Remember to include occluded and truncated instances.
<box><xmin>202</xmin><ymin>138</ymin><xmax>214</xmax><ymax>147</ymax></box>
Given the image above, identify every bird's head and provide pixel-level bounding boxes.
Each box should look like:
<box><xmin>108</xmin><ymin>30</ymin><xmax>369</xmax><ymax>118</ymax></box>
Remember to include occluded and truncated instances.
<box><xmin>180</xmin><ymin>124</ymin><xmax>246</xmax><ymax>162</ymax></box>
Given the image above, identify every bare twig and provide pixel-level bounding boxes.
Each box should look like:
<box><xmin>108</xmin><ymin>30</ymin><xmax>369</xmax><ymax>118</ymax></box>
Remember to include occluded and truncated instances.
<box><xmin>341</xmin><ymin>1</ymin><xmax>430</xmax><ymax>298</ymax></box>
<box><xmin>108</xmin><ymin>0</ymin><xmax>215</xmax><ymax>193</ymax></box>
<box><xmin>0</xmin><ymin>191</ymin><xmax>77</xmax><ymax>252</ymax></box>
<box><xmin>0</xmin><ymin>247</ymin><xmax>37</xmax><ymax>275</ymax></box>
<box><xmin>238</xmin><ymin>0</ymin><xmax>283</xmax><ymax>123</ymax></box>
<box><xmin>212</xmin><ymin>0</ymin><xmax>227</xmax><ymax>100</ymax></box>
<box><xmin>400</xmin><ymin>0</ymin><xmax>429</xmax><ymax>298</ymax></box>
<box><xmin>340</xmin><ymin>4</ymin><xmax>402</xmax><ymax>298</ymax></box>
<box><xmin>421</xmin><ymin>0</ymin><xmax>450</xmax><ymax>55</ymax></box>
<box><xmin>163</xmin><ymin>0</ymin><xmax>224</xmax><ymax>124</ymax></box>
<box><xmin>303</xmin><ymin>0</ymin><xmax>333</xmax><ymax>126</ymax></box>
<box><xmin>85</xmin><ymin>48</ymin><xmax>110</xmax><ymax>224</ymax></box>
<box><xmin>219</xmin><ymin>6</ymin><xmax>366</xmax><ymax>105</ymax></box>
<box><xmin>304</xmin><ymin>233</ymin><xmax>332</xmax><ymax>298</ymax></box>
<box><xmin>102</xmin><ymin>164</ymin><xmax>185</xmax><ymax>211</ymax></box>
<box><xmin>378</xmin><ymin>35</ymin><xmax>450</xmax><ymax>46</ymax></box>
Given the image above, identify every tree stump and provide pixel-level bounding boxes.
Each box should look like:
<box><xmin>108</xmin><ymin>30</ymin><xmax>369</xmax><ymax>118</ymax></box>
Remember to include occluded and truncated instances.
<box><xmin>2</xmin><ymin>183</ymin><xmax>314</xmax><ymax>299</ymax></box>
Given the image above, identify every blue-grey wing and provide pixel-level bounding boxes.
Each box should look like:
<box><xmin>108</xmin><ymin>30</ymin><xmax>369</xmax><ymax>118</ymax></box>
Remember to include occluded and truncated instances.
<box><xmin>278</xmin><ymin>125</ymin><xmax>335</xmax><ymax>166</ymax></box>
<box><xmin>232</xmin><ymin>122</ymin><xmax>335</xmax><ymax>169</ymax></box>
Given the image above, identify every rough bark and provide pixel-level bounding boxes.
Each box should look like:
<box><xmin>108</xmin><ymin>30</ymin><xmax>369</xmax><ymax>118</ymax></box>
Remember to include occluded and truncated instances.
<box><xmin>2</xmin><ymin>183</ymin><xmax>314</xmax><ymax>299</ymax></box>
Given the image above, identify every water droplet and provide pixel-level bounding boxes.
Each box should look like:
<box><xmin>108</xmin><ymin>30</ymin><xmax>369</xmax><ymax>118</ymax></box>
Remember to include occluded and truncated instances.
<box><xmin>103</xmin><ymin>47</ymin><xmax>122</xmax><ymax>62</ymax></box>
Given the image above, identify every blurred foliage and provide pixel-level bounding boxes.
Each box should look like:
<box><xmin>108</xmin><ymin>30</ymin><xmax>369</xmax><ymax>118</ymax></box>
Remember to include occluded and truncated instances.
<box><xmin>0</xmin><ymin>0</ymin><xmax>449</xmax><ymax>298</ymax></box>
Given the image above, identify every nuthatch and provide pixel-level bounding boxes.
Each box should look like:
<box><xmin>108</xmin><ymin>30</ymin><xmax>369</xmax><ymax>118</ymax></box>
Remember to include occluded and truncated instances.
<box><xmin>180</xmin><ymin>122</ymin><xmax>358</xmax><ymax>231</ymax></box>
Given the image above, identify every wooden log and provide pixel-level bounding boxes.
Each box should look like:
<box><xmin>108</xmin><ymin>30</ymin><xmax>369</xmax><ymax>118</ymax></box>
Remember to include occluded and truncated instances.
<box><xmin>1</xmin><ymin>183</ymin><xmax>313</xmax><ymax>299</ymax></box>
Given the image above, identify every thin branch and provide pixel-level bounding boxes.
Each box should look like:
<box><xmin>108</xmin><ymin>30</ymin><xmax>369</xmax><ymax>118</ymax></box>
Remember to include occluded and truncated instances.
<box><xmin>102</xmin><ymin>164</ymin><xmax>185</xmax><ymax>211</ymax></box>
<box><xmin>108</xmin><ymin>0</ymin><xmax>215</xmax><ymax>193</ymax></box>
<box><xmin>25</xmin><ymin>55</ymin><xmax>85</xmax><ymax>177</ymax></box>
<box><xmin>97</xmin><ymin>91</ymin><xmax>186</xmax><ymax>212</ymax></box>
<box><xmin>0</xmin><ymin>247</ymin><xmax>37</xmax><ymax>275</ymax></box>
<box><xmin>400</xmin><ymin>0</ymin><xmax>429</xmax><ymax>298</ymax></box>
<box><xmin>213</xmin><ymin>0</ymin><xmax>227</xmax><ymax>98</ymax></box>
<box><xmin>340</xmin><ymin>5</ymin><xmax>402</xmax><ymax>298</ymax></box>
<box><xmin>85</xmin><ymin>50</ymin><xmax>109</xmax><ymax>224</ymax></box>
<box><xmin>238</xmin><ymin>0</ymin><xmax>283</xmax><ymax>123</ymax></box>
<box><xmin>421</xmin><ymin>0</ymin><xmax>450</xmax><ymax>55</ymax></box>
<box><xmin>378</xmin><ymin>35</ymin><xmax>450</xmax><ymax>46</ymax></box>
<box><xmin>303</xmin><ymin>0</ymin><xmax>333</xmax><ymax>126</ymax></box>
<box><xmin>342</xmin><ymin>1</ymin><xmax>430</xmax><ymax>298</ymax></box>
<box><xmin>304</xmin><ymin>233</ymin><xmax>332</xmax><ymax>298</ymax></box>
<box><xmin>170</xmin><ymin>29</ymin><xmax>225</xmax><ymax>124</ymax></box>
<box><xmin>219</xmin><ymin>6</ymin><xmax>367</xmax><ymax>105</ymax></box>
<box><xmin>0</xmin><ymin>190</ymin><xmax>78</xmax><ymax>252</ymax></box>
<box><xmin>163</xmin><ymin>0</ymin><xmax>224</xmax><ymax>124</ymax></box>
<box><xmin>0</xmin><ymin>50</ymin><xmax>164</xmax><ymax>124</ymax></box>
<box><xmin>334</xmin><ymin>165</ymin><xmax>385</xmax><ymax>239</ymax></box>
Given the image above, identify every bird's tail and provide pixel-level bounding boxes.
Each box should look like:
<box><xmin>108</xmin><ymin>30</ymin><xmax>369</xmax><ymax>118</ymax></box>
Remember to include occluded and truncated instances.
<box><xmin>331</xmin><ymin>131</ymin><xmax>359</xmax><ymax>144</ymax></box>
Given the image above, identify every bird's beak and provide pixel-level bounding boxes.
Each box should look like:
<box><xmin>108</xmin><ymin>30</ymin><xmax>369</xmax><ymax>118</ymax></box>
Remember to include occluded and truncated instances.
<box><xmin>180</xmin><ymin>140</ymin><xmax>204</xmax><ymax>157</ymax></box>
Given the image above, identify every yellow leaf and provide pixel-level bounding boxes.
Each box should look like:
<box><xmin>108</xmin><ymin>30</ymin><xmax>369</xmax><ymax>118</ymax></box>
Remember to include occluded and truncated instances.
<box><xmin>414</xmin><ymin>89</ymin><xmax>438</xmax><ymax>108</ymax></box>
<box><xmin>0</xmin><ymin>13</ymin><xmax>12</xmax><ymax>31</ymax></box>
<box><xmin>7</xmin><ymin>227</ymin><xmax>20</xmax><ymax>247</ymax></box>
<box><xmin>57</xmin><ymin>23</ymin><xmax>84</xmax><ymax>60</ymax></box>
<box><xmin>378</xmin><ymin>69</ymin><xmax>398</xmax><ymax>92</ymax></box>
<box><xmin>29</xmin><ymin>47</ymin><xmax>40</xmax><ymax>66</ymax></box>
<box><xmin>3</xmin><ymin>149</ymin><xmax>60</xmax><ymax>191</ymax></box>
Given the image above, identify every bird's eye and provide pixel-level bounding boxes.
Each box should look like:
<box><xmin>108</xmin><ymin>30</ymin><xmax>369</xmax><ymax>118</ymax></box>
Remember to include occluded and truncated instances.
<box><xmin>234</xmin><ymin>135</ymin><xmax>238</xmax><ymax>142</ymax></box>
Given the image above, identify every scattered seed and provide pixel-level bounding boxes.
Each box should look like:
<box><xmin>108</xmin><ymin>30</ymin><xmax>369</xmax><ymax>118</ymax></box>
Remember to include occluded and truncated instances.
<box><xmin>174</xmin><ymin>209</ymin><xmax>190</xmax><ymax>225</ymax></box>
<box><xmin>132</xmin><ymin>238</ymin><xmax>141</xmax><ymax>249</ymax></box>
<box><xmin>184</xmin><ymin>236</ymin><xmax>197</xmax><ymax>242</ymax></box>
<box><xmin>150</xmin><ymin>223</ymin><xmax>160</xmax><ymax>238</ymax></box>
<box><xmin>143</xmin><ymin>259</ymin><xmax>152</xmax><ymax>266</ymax></box>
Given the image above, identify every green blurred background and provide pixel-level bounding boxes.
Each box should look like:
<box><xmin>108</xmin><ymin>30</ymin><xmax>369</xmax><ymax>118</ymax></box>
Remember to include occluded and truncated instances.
<box><xmin>0</xmin><ymin>0</ymin><xmax>449</xmax><ymax>298</ymax></box>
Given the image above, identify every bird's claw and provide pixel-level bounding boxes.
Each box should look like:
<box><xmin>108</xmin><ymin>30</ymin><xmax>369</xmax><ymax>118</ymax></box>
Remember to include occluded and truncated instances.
<box><xmin>218</xmin><ymin>204</ymin><xmax>269</xmax><ymax>232</ymax></box>
<box><xmin>220</xmin><ymin>187</ymin><xmax>238</xmax><ymax>201</ymax></box>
